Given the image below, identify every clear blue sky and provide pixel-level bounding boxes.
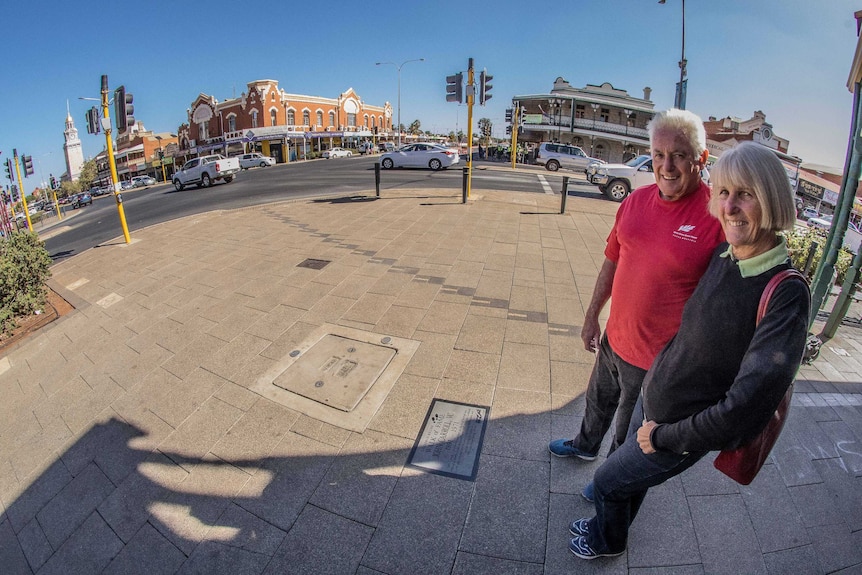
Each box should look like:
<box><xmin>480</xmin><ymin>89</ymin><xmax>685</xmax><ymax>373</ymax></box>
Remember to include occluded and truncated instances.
<box><xmin>1</xmin><ymin>0</ymin><xmax>859</xmax><ymax>187</ymax></box>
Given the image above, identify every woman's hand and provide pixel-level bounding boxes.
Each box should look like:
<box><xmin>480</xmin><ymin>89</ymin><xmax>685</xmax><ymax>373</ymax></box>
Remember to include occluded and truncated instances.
<box><xmin>637</xmin><ymin>420</ymin><xmax>658</xmax><ymax>454</ymax></box>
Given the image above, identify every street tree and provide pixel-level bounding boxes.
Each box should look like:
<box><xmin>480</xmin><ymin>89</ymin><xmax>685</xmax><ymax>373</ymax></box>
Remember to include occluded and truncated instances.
<box><xmin>77</xmin><ymin>159</ymin><xmax>98</xmax><ymax>192</ymax></box>
<box><xmin>478</xmin><ymin>118</ymin><xmax>493</xmax><ymax>146</ymax></box>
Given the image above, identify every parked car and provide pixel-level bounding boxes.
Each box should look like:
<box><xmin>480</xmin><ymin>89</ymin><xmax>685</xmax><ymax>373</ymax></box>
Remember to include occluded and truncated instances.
<box><xmin>131</xmin><ymin>176</ymin><xmax>156</xmax><ymax>188</ymax></box>
<box><xmin>238</xmin><ymin>153</ymin><xmax>276</xmax><ymax>169</ymax></box>
<box><xmin>357</xmin><ymin>142</ymin><xmax>376</xmax><ymax>155</ymax></box>
<box><xmin>71</xmin><ymin>192</ymin><xmax>93</xmax><ymax>208</ymax></box>
<box><xmin>378</xmin><ymin>142</ymin><xmax>396</xmax><ymax>153</ymax></box>
<box><xmin>119</xmin><ymin>181</ymin><xmax>134</xmax><ymax>191</ymax></box>
<box><xmin>586</xmin><ymin>154</ymin><xmax>709</xmax><ymax>202</ymax></box>
<box><xmin>172</xmin><ymin>154</ymin><xmax>240</xmax><ymax>191</ymax></box>
<box><xmin>322</xmin><ymin>147</ymin><xmax>353</xmax><ymax>159</ymax></box>
<box><xmin>800</xmin><ymin>207</ymin><xmax>819</xmax><ymax>220</ymax></box>
<box><xmin>380</xmin><ymin>143</ymin><xmax>460</xmax><ymax>171</ymax></box>
<box><xmin>534</xmin><ymin>142</ymin><xmax>604</xmax><ymax>173</ymax></box>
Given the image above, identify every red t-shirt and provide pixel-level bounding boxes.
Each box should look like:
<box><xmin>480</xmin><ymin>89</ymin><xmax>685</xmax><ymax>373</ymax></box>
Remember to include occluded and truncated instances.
<box><xmin>604</xmin><ymin>181</ymin><xmax>725</xmax><ymax>370</ymax></box>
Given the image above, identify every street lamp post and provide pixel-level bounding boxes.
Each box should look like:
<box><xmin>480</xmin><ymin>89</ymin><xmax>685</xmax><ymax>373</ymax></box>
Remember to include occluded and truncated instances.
<box><xmin>375</xmin><ymin>58</ymin><xmax>425</xmax><ymax>147</ymax></box>
<box><xmin>550</xmin><ymin>98</ymin><xmax>564</xmax><ymax>142</ymax></box>
<box><xmin>659</xmin><ymin>0</ymin><xmax>687</xmax><ymax>109</ymax></box>
<box><xmin>590</xmin><ymin>103</ymin><xmax>600</xmax><ymax>155</ymax></box>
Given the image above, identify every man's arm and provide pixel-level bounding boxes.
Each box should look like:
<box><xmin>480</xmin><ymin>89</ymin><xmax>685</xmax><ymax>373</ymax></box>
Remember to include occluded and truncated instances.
<box><xmin>581</xmin><ymin>258</ymin><xmax>617</xmax><ymax>352</ymax></box>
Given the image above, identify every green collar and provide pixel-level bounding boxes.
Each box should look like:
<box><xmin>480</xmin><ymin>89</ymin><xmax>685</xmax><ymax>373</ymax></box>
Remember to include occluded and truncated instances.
<box><xmin>719</xmin><ymin>237</ymin><xmax>790</xmax><ymax>278</ymax></box>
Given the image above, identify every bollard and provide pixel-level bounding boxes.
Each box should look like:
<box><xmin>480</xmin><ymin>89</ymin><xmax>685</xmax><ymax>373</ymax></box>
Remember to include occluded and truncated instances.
<box><xmin>560</xmin><ymin>176</ymin><xmax>569</xmax><ymax>214</ymax></box>
<box><xmin>375</xmin><ymin>162</ymin><xmax>381</xmax><ymax>197</ymax></box>
<box><xmin>462</xmin><ymin>167</ymin><xmax>468</xmax><ymax>204</ymax></box>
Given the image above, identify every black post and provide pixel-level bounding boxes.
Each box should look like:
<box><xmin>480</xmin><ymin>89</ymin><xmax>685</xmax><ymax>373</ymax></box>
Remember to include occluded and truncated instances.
<box><xmin>462</xmin><ymin>167</ymin><xmax>468</xmax><ymax>204</ymax></box>
<box><xmin>803</xmin><ymin>241</ymin><xmax>819</xmax><ymax>276</ymax></box>
<box><xmin>560</xmin><ymin>176</ymin><xmax>569</xmax><ymax>213</ymax></box>
<box><xmin>375</xmin><ymin>162</ymin><xmax>381</xmax><ymax>197</ymax></box>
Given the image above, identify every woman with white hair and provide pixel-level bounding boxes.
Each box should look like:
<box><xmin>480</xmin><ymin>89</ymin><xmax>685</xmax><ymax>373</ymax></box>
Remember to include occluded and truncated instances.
<box><xmin>569</xmin><ymin>141</ymin><xmax>811</xmax><ymax>560</ymax></box>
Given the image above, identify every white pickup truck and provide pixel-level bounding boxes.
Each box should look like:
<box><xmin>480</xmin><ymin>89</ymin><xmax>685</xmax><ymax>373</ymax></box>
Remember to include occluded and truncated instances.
<box><xmin>173</xmin><ymin>154</ymin><xmax>240</xmax><ymax>191</ymax></box>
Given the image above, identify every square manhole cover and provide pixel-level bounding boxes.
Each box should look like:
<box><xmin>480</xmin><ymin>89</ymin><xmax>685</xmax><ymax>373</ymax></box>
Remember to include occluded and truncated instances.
<box><xmin>273</xmin><ymin>334</ymin><xmax>396</xmax><ymax>412</ymax></box>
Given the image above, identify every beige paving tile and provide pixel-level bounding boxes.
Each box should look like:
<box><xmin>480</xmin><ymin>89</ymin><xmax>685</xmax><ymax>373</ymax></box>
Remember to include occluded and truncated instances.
<box><xmin>374</xmin><ymin>305</ymin><xmax>427</xmax><ymax>339</ymax></box>
<box><xmin>367</xmin><ymin>373</ymin><xmax>440</xmax><ymax>439</ymax></box>
<box><xmin>443</xmin><ymin>349</ymin><xmax>501</xmax><ymax>386</ymax></box>
<box><xmin>509</xmin><ymin>285</ymin><xmax>548</xmax><ymax>314</ymax></box>
<box><xmin>498</xmin><ymin>341</ymin><xmax>550</xmax><ymax>393</ymax></box>
<box><xmin>550</xmin><ymin>360</ymin><xmax>593</xmax><ymax>397</ymax></box>
<box><xmin>455</xmin><ymin>314</ymin><xmax>507</xmax><ymax>354</ymax></box>
<box><xmin>403</xmin><ymin>331</ymin><xmax>458</xmax><ymax>379</ymax></box>
<box><xmin>435</xmin><ymin>377</ymin><xmax>495</xmax><ymax>407</ymax></box>
<box><xmin>415</xmin><ymin>301</ymin><xmax>469</xmax><ymax>335</ymax></box>
<box><xmin>301</xmin><ymin>294</ymin><xmax>358</xmax><ymax>325</ymax></box>
<box><xmin>157</xmin><ymin>396</ymin><xmax>245</xmax><ymax>463</ymax></box>
<box><xmin>203</xmin><ymin>332</ymin><xmax>272</xmax><ymax>381</ymax></box>
<box><xmin>342</xmin><ymin>293</ymin><xmax>394</xmax><ymax>325</ymax></box>
<box><xmin>161</xmin><ymin>333</ymin><xmax>229</xmax><ymax>381</ymax></box>
<box><xmin>504</xmin><ymin>319</ymin><xmax>549</xmax><ymax>346</ymax></box>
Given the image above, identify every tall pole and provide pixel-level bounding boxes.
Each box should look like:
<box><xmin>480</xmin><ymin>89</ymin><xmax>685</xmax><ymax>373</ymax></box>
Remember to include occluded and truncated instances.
<box><xmin>467</xmin><ymin>58</ymin><xmax>475</xmax><ymax>198</ymax></box>
<box><xmin>100</xmin><ymin>75</ymin><xmax>131</xmax><ymax>244</ymax></box>
<box><xmin>659</xmin><ymin>0</ymin><xmax>687</xmax><ymax>109</ymax></box>
<box><xmin>376</xmin><ymin>58</ymin><xmax>424</xmax><ymax>147</ymax></box>
<box><xmin>12</xmin><ymin>150</ymin><xmax>33</xmax><ymax>231</ymax></box>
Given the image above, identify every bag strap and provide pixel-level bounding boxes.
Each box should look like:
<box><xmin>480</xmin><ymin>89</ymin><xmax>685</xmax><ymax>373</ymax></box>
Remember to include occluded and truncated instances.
<box><xmin>757</xmin><ymin>268</ymin><xmax>807</xmax><ymax>325</ymax></box>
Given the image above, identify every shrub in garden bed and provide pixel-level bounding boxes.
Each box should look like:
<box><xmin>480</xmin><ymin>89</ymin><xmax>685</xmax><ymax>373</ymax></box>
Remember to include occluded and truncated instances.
<box><xmin>0</xmin><ymin>231</ymin><xmax>53</xmax><ymax>336</ymax></box>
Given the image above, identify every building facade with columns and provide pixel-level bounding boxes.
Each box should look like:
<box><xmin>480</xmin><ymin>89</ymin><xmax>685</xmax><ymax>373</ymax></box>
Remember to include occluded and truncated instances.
<box><xmin>177</xmin><ymin>79</ymin><xmax>392</xmax><ymax>163</ymax></box>
<box><xmin>513</xmin><ymin>78</ymin><xmax>656</xmax><ymax>164</ymax></box>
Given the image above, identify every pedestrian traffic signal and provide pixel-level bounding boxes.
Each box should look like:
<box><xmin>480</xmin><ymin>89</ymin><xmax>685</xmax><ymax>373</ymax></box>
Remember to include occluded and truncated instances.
<box><xmin>478</xmin><ymin>70</ymin><xmax>493</xmax><ymax>105</ymax></box>
<box><xmin>22</xmin><ymin>155</ymin><xmax>34</xmax><ymax>176</ymax></box>
<box><xmin>4</xmin><ymin>158</ymin><xmax>13</xmax><ymax>182</ymax></box>
<box><xmin>114</xmin><ymin>85</ymin><xmax>135</xmax><ymax>132</ymax></box>
<box><xmin>446</xmin><ymin>72</ymin><xmax>463</xmax><ymax>103</ymax></box>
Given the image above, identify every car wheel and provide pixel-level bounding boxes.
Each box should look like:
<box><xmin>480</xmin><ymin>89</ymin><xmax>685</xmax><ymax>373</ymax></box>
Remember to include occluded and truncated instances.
<box><xmin>604</xmin><ymin>179</ymin><xmax>630</xmax><ymax>202</ymax></box>
<box><xmin>429</xmin><ymin>158</ymin><xmax>442</xmax><ymax>171</ymax></box>
<box><xmin>382</xmin><ymin>158</ymin><xmax>394</xmax><ymax>169</ymax></box>
<box><xmin>201</xmin><ymin>174</ymin><xmax>211</xmax><ymax>188</ymax></box>
<box><xmin>224</xmin><ymin>175</ymin><xmax>234</xmax><ymax>183</ymax></box>
<box><xmin>174</xmin><ymin>180</ymin><xmax>184</xmax><ymax>191</ymax></box>
<box><xmin>260</xmin><ymin>162</ymin><xmax>266</xmax><ymax>167</ymax></box>
<box><xmin>546</xmin><ymin>160</ymin><xmax>560</xmax><ymax>172</ymax></box>
<box><xmin>347</xmin><ymin>152</ymin><xmax>353</xmax><ymax>157</ymax></box>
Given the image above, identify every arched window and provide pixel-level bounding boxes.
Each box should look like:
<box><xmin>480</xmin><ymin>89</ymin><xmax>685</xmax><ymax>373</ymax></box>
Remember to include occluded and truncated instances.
<box><xmin>329</xmin><ymin>111</ymin><xmax>336</xmax><ymax>127</ymax></box>
<box><xmin>363</xmin><ymin>114</ymin><xmax>369</xmax><ymax>127</ymax></box>
<box><xmin>371</xmin><ymin>116</ymin><xmax>376</xmax><ymax>129</ymax></box>
<box><xmin>287</xmin><ymin>110</ymin><xmax>295</xmax><ymax>125</ymax></box>
<box><xmin>347</xmin><ymin>113</ymin><xmax>356</xmax><ymax>127</ymax></box>
<box><xmin>594</xmin><ymin>143</ymin><xmax>608</xmax><ymax>162</ymax></box>
<box><xmin>251</xmin><ymin>111</ymin><xmax>259</xmax><ymax>128</ymax></box>
<box><xmin>302</xmin><ymin>111</ymin><xmax>310</xmax><ymax>126</ymax></box>
<box><xmin>270</xmin><ymin>109</ymin><xmax>277</xmax><ymax>126</ymax></box>
<box><xmin>227</xmin><ymin>115</ymin><xmax>236</xmax><ymax>132</ymax></box>
<box><xmin>316</xmin><ymin>111</ymin><xmax>323</xmax><ymax>126</ymax></box>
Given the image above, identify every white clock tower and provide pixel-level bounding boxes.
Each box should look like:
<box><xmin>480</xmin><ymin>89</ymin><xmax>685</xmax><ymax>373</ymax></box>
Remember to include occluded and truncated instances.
<box><xmin>63</xmin><ymin>101</ymin><xmax>84</xmax><ymax>181</ymax></box>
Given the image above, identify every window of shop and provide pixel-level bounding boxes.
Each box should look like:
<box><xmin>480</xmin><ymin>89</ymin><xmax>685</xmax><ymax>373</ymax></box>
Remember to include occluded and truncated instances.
<box><xmin>575</xmin><ymin>104</ymin><xmax>585</xmax><ymax>119</ymax></box>
<box><xmin>363</xmin><ymin>114</ymin><xmax>369</xmax><ymax>127</ymax></box>
<box><xmin>198</xmin><ymin>121</ymin><xmax>209</xmax><ymax>139</ymax></box>
<box><xmin>270</xmin><ymin>109</ymin><xmax>277</xmax><ymax>126</ymax></box>
<box><xmin>371</xmin><ymin>116</ymin><xmax>376</xmax><ymax>129</ymax></box>
<box><xmin>227</xmin><ymin>115</ymin><xmax>236</xmax><ymax>132</ymax></box>
<box><xmin>329</xmin><ymin>111</ymin><xmax>336</xmax><ymax>127</ymax></box>
<box><xmin>287</xmin><ymin>110</ymin><xmax>295</xmax><ymax>125</ymax></box>
<box><xmin>600</xmin><ymin>108</ymin><xmax>609</xmax><ymax>122</ymax></box>
<box><xmin>347</xmin><ymin>113</ymin><xmax>356</xmax><ymax>127</ymax></box>
<box><xmin>317</xmin><ymin>111</ymin><xmax>323</xmax><ymax>126</ymax></box>
<box><xmin>251</xmin><ymin>111</ymin><xmax>259</xmax><ymax>128</ymax></box>
<box><xmin>303</xmin><ymin>111</ymin><xmax>310</xmax><ymax>126</ymax></box>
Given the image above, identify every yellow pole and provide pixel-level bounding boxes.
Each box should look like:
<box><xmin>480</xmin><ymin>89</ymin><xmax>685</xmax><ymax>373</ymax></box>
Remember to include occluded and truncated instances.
<box><xmin>52</xmin><ymin>191</ymin><xmax>62</xmax><ymax>220</ymax></box>
<box><xmin>466</xmin><ymin>58</ymin><xmax>474</xmax><ymax>199</ymax></box>
<box><xmin>101</xmin><ymin>75</ymin><xmax>131</xmax><ymax>244</ymax></box>
<box><xmin>511</xmin><ymin>106</ymin><xmax>520</xmax><ymax>170</ymax></box>
<box><xmin>12</xmin><ymin>151</ymin><xmax>33</xmax><ymax>232</ymax></box>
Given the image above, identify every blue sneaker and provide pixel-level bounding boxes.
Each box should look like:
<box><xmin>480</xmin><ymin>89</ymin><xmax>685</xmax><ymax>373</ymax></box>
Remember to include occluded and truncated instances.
<box><xmin>569</xmin><ymin>536</ymin><xmax>625</xmax><ymax>560</ymax></box>
<box><xmin>569</xmin><ymin>518</ymin><xmax>590</xmax><ymax>536</ymax></box>
<box><xmin>581</xmin><ymin>481</ymin><xmax>595</xmax><ymax>503</ymax></box>
<box><xmin>548</xmin><ymin>439</ymin><xmax>597</xmax><ymax>461</ymax></box>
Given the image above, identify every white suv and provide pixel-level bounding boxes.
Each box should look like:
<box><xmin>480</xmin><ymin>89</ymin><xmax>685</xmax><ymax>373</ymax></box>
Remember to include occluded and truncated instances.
<box><xmin>535</xmin><ymin>142</ymin><xmax>603</xmax><ymax>173</ymax></box>
<box><xmin>587</xmin><ymin>154</ymin><xmax>710</xmax><ymax>202</ymax></box>
<box><xmin>239</xmin><ymin>153</ymin><xmax>276</xmax><ymax>169</ymax></box>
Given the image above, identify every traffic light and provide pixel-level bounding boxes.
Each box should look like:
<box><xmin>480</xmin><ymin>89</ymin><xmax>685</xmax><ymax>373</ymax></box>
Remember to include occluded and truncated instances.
<box><xmin>50</xmin><ymin>175</ymin><xmax>57</xmax><ymax>190</ymax></box>
<box><xmin>505</xmin><ymin>108</ymin><xmax>513</xmax><ymax>123</ymax></box>
<box><xmin>519</xmin><ymin>106</ymin><xmax>527</xmax><ymax>124</ymax></box>
<box><xmin>506</xmin><ymin>126</ymin><xmax>512</xmax><ymax>135</ymax></box>
<box><xmin>114</xmin><ymin>85</ymin><xmax>135</xmax><ymax>132</ymax></box>
<box><xmin>4</xmin><ymin>158</ymin><xmax>13</xmax><ymax>182</ymax></box>
<box><xmin>22</xmin><ymin>155</ymin><xmax>34</xmax><ymax>176</ymax></box>
<box><xmin>86</xmin><ymin>107</ymin><xmax>100</xmax><ymax>134</ymax></box>
<box><xmin>446</xmin><ymin>72</ymin><xmax>463</xmax><ymax>103</ymax></box>
<box><xmin>11</xmin><ymin>185</ymin><xmax>18</xmax><ymax>202</ymax></box>
<box><xmin>478</xmin><ymin>70</ymin><xmax>493</xmax><ymax>105</ymax></box>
